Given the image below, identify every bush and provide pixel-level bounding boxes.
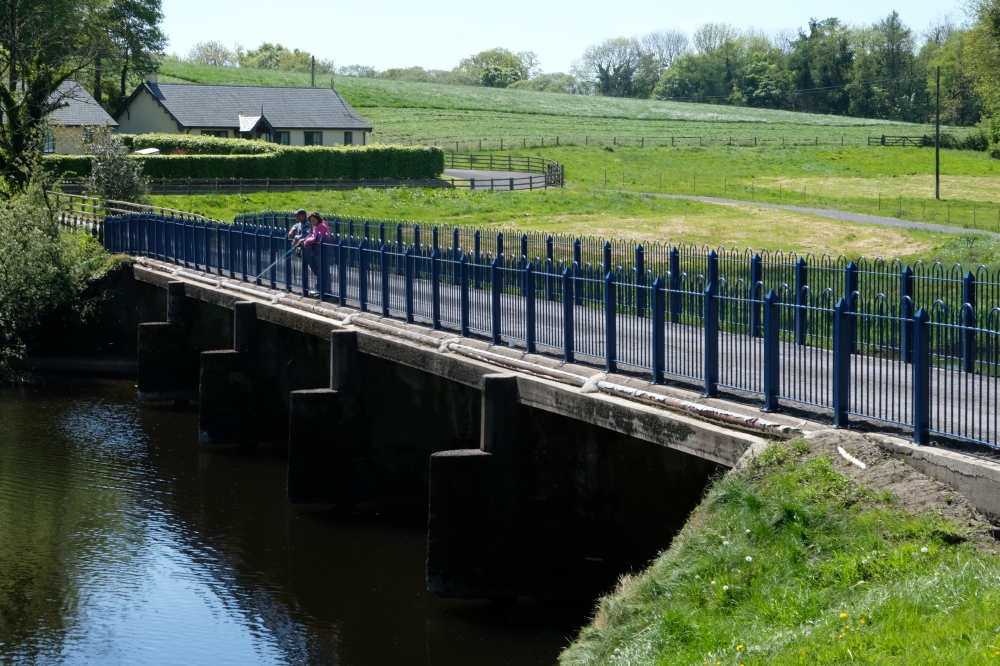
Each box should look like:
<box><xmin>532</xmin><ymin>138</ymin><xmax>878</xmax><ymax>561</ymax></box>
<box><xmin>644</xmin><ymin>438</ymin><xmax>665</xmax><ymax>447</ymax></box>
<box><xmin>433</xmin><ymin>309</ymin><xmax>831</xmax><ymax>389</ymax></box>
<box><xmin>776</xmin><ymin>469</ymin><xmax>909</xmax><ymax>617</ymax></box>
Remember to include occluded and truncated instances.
<box><xmin>124</xmin><ymin>133</ymin><xmax>278</xmax><ymax>155</ymax></box>
<box><xmin>0</xmin><ymin>186</ymin><xmax>101</xmax><ymax>377</ymax></box>
<box><xmin>84</xmin><ymin>127</ymin><xmax>148</xmax><ymax>203</ymax></box>
<box><xmin>43</xmin><ymin>145</ymin><xmax>444</xmax><ymax>181</ymax></box>
<box><xmin>45</xmin><ymin>155</ymin><xmax>93</xmax><ymax>178</ymax></box>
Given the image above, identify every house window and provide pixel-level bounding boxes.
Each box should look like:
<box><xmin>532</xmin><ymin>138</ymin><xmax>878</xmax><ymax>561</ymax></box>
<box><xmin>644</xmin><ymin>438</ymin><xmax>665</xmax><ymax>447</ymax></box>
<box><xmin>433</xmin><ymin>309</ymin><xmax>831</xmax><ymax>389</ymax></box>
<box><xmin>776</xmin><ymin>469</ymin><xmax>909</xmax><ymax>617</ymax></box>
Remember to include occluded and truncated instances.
<box><xmin>344</xmin><ymin>131</ymin><xmax>353</xmax><ymax>146</ymax></box>
<box><xmin>43</xmin><ymin>130</ymin><xmax>55</xmax><ymax>154</ymax></box>
<box><xmin>275</xmin><ymin>131</ymin><xmax>290</xmax><ymax>145</ymax></box>
<box><xmin>202</xmin><ymin>130</ymin><xmax>228</xmax><ymax>138</ymax></box>
<box><xmin>304</xmin><ymin>131</ymin><xmax>323</xmax><ymax>146</ymax></box>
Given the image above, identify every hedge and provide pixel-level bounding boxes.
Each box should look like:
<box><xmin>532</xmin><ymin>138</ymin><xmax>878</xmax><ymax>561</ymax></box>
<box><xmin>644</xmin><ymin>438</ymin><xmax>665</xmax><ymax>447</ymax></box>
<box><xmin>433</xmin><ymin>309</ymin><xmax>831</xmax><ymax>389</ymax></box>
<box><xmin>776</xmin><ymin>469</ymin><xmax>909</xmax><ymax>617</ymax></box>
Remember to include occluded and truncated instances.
<box><xmin>44</xmin><ymin>155</ymin><xmax>93</xmax><ymax>178</ymax></box>
<box><xmin>122</xmin><ymin>133</ymin><xmax>278</xmax><ymax>155</ymax></box>
<box><xmin>43</xmin><ymin>145</ymin><xmax>445</xmax><ymax>180</ymax></box>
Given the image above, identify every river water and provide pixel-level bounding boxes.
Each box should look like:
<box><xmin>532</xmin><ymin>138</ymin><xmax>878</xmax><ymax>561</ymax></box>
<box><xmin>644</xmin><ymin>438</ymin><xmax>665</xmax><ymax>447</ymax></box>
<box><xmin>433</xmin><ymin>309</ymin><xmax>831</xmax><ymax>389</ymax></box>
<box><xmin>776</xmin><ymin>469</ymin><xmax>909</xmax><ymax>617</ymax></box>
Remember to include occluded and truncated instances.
<box><xmin>0</xmin><ymin>379</ymin><xmax>589</xmax><ymax>665</ymax></box>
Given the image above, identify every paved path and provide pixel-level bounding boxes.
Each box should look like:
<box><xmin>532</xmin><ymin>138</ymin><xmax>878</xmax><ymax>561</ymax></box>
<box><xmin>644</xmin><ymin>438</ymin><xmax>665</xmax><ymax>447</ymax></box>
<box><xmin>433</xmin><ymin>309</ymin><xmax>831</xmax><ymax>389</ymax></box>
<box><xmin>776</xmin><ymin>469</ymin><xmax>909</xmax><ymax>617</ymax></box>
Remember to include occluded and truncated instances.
<box><xmin>607</xmin><ymin>190</ymin><xmax>999</xmax><ymax>237</ymax></box>
<box><xmin>443</xmin><ymin>169</ymin><xmax>547</xmax><ymax>191</ymax></box>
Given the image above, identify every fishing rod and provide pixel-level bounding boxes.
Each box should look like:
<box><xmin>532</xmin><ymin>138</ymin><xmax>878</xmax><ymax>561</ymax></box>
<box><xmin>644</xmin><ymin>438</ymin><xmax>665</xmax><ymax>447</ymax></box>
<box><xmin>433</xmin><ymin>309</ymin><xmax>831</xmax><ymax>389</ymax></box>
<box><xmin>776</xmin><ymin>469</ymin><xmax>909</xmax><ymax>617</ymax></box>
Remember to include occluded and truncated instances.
<box><xmin>252</xmin><ymin>246</ymin><xmax>297</xmax><ymax>282</ymax></box>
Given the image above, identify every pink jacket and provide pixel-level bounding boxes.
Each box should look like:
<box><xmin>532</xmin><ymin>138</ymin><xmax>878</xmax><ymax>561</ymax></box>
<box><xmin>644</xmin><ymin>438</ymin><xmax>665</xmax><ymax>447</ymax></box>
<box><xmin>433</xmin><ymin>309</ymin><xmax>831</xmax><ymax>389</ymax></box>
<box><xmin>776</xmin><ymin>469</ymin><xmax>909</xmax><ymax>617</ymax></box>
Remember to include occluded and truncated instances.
<box><xmin>303</xmin><ymin>220</ymin><xmax>330</xmax><ymax>246</ymax></box>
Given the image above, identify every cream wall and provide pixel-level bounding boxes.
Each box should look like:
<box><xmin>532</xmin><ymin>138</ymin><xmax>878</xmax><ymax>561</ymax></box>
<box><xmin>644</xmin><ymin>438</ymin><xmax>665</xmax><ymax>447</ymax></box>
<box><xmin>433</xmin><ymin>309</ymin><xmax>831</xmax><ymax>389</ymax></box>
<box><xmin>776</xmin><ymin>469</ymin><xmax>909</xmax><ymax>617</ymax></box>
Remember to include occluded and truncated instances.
<box><xmin>115</xmin><ymin>89</ymin><xmax>179</xmax><ymax>135</ymax></box>
<box><xmin>49</xmin><ymin>126</ymin><xmax>86</xmax><ymax>155</ymax></box>
<box><xmin>282</xmin><ymin>129</ymin><xmax>367</xmax><ymax>146</ymax></box>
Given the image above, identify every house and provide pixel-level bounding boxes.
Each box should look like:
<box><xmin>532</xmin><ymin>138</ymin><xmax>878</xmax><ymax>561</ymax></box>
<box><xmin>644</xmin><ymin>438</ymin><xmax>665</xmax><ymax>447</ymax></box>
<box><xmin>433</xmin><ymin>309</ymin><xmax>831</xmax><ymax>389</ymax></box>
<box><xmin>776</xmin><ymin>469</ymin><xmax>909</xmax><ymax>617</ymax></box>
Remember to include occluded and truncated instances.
<box><xmin>45</xmin><ymin>80</ymin><xmax>118</xmax><ymax>155</ymax></box>
<box><xmin>113</xmin><ymin>74</ymin><xmax>373</xmax><ymax>146</ymax></box>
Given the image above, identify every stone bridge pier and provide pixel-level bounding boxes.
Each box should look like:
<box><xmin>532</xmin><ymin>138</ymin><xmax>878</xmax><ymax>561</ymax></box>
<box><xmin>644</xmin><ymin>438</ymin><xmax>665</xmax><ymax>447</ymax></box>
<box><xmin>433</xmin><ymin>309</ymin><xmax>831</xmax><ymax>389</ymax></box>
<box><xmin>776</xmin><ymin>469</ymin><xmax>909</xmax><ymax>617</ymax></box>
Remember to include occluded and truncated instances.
<box><xmin>134</xmin><ymin>267</ymin><xmax>753</xmax><ymax>600</ymax></box>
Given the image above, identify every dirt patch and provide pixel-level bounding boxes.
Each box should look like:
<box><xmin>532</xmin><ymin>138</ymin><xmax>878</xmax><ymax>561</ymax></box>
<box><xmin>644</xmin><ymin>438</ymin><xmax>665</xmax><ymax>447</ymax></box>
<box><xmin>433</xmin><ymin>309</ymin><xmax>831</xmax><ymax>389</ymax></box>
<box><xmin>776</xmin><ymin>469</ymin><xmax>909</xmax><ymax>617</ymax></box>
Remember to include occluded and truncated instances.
<box><xmin>799</xmin><ymin>429</ymin><xmax>999</xmax><ymax>551</ymax></box>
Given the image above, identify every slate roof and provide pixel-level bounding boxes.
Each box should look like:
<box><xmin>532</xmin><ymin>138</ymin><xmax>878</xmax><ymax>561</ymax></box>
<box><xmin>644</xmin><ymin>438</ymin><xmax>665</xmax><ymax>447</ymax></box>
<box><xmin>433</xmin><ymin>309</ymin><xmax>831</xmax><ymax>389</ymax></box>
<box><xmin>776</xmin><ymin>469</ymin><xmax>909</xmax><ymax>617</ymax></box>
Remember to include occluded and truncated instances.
<box><xmin>119</xmin><ymin>83</ymin><xmax>372</xmax><ymax>131</ymax></box>
<box><xmin>48</xmin><ymin>81</ymin><xmax>118</xmax><ymax>127</ymax></box>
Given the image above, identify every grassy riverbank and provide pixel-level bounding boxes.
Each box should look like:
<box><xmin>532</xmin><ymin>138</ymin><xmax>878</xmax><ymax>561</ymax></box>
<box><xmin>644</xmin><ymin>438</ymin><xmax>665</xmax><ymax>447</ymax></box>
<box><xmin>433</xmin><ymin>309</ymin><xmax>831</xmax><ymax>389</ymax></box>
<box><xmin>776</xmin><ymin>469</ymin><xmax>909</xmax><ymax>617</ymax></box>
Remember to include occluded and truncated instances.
<box><xmin>150</xmin><ymin>188</ymin><xmax>1000</xmax><ymax>269</ymax></box>
<box><xmin>560</xmin><ymin>436</ymin><xmax>1000</xmax><ymax>665</ymax></box>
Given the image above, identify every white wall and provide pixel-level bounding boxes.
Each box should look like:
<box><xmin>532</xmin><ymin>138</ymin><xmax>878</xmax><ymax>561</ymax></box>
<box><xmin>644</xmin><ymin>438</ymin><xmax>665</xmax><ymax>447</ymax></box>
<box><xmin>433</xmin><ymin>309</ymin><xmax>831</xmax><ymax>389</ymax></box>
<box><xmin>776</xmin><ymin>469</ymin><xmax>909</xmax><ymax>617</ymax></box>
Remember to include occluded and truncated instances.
<box><xmin>281</xmin><ymin>129</ymin><xmax>368</xmax><ymax>146</ymax></box>
<box><xmin>115</xmin><ymin>88</ymin><xmax>179</xmax><ymax>135</ymax></box>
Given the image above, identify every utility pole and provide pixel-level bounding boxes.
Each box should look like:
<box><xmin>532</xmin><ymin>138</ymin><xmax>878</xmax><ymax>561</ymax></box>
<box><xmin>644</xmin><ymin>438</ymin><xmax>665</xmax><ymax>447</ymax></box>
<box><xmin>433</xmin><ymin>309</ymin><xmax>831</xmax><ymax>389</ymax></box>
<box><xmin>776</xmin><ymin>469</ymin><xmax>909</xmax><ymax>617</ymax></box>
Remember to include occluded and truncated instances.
<box><xmin>311</xmin><ymin>56</ymin><xmax>316</xmax><ymax>87</ymax></box>
<box><xmin>935</xmin><ymin>66</ymin><xmax>940</xmax><ymax>200</ymax></box>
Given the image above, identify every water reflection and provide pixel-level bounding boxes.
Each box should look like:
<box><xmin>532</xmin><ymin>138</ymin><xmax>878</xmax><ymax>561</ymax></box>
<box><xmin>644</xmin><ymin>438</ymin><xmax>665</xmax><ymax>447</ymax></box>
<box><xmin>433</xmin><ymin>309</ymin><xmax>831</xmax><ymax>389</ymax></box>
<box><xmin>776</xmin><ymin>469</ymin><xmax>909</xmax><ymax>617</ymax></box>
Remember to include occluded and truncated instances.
<box><xmin>0</xmin><ymin>380</ymin><xmax>587</xmax><ymax>665</ymax></box>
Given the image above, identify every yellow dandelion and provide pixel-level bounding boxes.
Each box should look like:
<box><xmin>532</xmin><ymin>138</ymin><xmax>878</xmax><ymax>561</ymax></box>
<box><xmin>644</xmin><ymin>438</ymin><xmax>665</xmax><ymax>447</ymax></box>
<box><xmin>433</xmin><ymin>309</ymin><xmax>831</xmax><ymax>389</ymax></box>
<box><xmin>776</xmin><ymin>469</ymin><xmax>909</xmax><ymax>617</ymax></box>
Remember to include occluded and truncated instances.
<box><xmin>737</xmin><ymin>645</ymin><xmax>743</xmax><ymax>650</ymax></box>
<box><xmin>840</xmin><ymin>613</ymin><xmax>847</xmax><ymax>619</ymax></box>
<box><xmin>860</xmin><ymin>619</ymin><xmax>865</xmax><ymax>625</ymax></box>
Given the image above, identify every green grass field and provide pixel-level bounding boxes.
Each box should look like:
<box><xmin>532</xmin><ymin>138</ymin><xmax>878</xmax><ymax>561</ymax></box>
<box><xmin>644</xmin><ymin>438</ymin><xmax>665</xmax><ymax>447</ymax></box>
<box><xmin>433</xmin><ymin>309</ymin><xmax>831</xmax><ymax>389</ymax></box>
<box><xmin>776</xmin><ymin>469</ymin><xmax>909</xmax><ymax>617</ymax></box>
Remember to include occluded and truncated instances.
<box><xmin>157</xmin><ymin>62</ymin><xmax>945</xmax><ymax>144</ymax></box>
<box><xmin>149</xmin><ymin>188</ymin><xmax>1000</xmax><ymax>269</ymax></box>
<box><xmin>527</xmin><ymin>144</ymin><xmax>1000</xmax><ymax>230</ymax></box>
<box><xmin>149</xmin><ymin>62</ymin><xmax>1000</xmax><ymax>266</ymax></box>
<box><xmin>560</xmin><ymin>438</ymin><xmax>1000</xmax><ymax>666</ymax></box>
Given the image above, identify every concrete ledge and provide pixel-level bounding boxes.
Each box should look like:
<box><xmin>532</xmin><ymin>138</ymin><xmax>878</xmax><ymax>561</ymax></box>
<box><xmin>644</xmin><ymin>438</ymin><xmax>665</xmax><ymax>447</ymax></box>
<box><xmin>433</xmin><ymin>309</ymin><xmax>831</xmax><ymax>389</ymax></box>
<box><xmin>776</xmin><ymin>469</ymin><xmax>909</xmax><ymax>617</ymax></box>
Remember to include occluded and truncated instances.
<box><xmin>870</xmin><ymin>434</ymin><xmax>1000</xmax><ymax>521</ymax></box>
<box><xmin>516</xmin><ymin>375</ymin><xmax>765</xmax><ymax>467</ymax></box>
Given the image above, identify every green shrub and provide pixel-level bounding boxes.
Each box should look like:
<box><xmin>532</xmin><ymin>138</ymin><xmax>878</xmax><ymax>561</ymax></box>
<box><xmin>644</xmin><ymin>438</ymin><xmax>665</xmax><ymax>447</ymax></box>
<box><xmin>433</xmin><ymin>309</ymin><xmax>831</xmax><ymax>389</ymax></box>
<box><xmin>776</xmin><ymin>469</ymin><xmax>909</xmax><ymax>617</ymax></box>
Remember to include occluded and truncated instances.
<box><xmin>43</xmin><ymin>145</ymin><xmax>445</xmax><ymax>180</ymax></box>
<box><xmin>84</xmin><ymin>127</ymin><xmax>148</xmax><ymax>203</ymax></box>
<box><xmin>125</xmin><ymin>133</ymin><xmax>278</xmax><ymax>155</ymax></box>
<box><xmin>960</xmin><ymin>126</ymin><xmax>991</xmax><ymax>152</ymax></box>
<box><xmin>0</xmin><ymin>186</ymin><xmax>104</xmax><ymax>377</ymax></box>
<box><xmin>137</xmin><ymin>145</ymin><xmax>444</xmax><ymax>179</ymax></box>
<box><xmin>44</xmin><ymin>155</ymin><xmax>93</xmax><ymax>178</ymax></box>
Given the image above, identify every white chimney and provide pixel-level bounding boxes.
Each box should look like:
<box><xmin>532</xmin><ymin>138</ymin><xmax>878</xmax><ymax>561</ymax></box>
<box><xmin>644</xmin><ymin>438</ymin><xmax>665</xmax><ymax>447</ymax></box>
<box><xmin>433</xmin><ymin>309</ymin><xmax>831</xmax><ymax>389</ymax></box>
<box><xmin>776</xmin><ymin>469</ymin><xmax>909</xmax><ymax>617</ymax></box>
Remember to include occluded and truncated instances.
<box><xmin>144</xmin><ymin>72</ymin><xmax>158</xmax><ymax>84</ymax></box>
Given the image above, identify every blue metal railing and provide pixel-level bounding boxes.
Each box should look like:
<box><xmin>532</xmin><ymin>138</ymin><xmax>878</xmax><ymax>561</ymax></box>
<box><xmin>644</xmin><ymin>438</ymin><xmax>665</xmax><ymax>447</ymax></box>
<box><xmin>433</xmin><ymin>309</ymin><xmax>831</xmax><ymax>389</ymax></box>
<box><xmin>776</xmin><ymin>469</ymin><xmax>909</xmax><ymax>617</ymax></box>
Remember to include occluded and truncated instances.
<box><xmin>106</xmin><ymin>212</ymin><xmax>1000</xmax><ymax>450</ymax></box>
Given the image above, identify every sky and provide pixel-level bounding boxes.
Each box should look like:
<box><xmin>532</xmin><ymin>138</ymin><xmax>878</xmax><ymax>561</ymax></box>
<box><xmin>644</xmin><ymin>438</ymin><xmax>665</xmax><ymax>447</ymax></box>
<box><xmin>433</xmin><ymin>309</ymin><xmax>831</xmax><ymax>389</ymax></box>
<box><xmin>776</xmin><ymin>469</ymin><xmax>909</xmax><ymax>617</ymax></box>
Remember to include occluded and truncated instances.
<box><xmin>161</xmin><ymin>0</ymin><xmax>958</xmax><ymax>73</ymax></box>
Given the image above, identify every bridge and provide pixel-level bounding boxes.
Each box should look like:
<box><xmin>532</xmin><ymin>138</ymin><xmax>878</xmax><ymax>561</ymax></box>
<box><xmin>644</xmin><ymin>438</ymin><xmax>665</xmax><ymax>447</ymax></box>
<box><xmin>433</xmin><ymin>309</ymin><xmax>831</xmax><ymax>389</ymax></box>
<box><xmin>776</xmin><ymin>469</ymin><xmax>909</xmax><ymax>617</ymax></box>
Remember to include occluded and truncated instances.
<box><xmin>86</xmin><ymin>210</ymin><xmax>1000</xmax><ymax>598</ymax></box>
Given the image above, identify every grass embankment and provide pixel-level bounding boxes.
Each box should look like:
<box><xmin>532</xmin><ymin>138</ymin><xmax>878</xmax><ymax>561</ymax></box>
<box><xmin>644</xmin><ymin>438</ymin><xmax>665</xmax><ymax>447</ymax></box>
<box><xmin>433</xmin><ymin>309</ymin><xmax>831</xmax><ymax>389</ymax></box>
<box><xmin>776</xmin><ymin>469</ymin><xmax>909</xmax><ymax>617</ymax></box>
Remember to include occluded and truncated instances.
<box><xmin>149</xmin><ymin>189</ymin><xmax>1000</xmax><ymax>269</ymax></box>
<box><xmin>560</xmin><ymin>436</ymin><xmax>1000</xmax><ymax>665</ymax></box>
<box><xmin>157</xmin><ymin>62</ymin><xmax>942</xmax><ymax>144</ymax></box>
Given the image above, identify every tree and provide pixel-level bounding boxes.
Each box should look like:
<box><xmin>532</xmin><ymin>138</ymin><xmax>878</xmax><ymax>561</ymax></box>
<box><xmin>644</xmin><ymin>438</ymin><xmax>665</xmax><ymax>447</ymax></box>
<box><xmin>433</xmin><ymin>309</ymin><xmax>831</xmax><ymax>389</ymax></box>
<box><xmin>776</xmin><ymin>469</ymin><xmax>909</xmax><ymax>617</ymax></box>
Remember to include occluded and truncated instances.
<box><xmin>83</xmin><ymin>0</ymin><xmax>166</xmax><ymax>110</ymax></box>
<box><xmin>581</xmin><ymin>37</ymin><xmax>642</xmax><ymax>97</ymax></box>
<box><xmin>0</xmin><ymin>0</ymin><xmax>98</xmax><ymax>195</ymax></box>
<box><xmin>641</xmin><ymin>30</ymin><xmax>691</xmax><ymax>69</ymax></box>
<box><xmin>456</xmin><ymin>48</ymin><xmax>539</xmax><ymax>87</ymax></box>
<box><xmin>103</xmin><ymin>0</ymin><xmax>167</xmax><ymax>107</ymax></box>
<box><xmin>966</xmin><ymin>0</ymin><xmax>1000</xmax><ymax>117</ymax></box>
<box><xmin>922</xmin><ymin>30</ymin><xmax>982</xmax><ymax>126</ymax></box>
<box><xmin>846</xmin><ymin>12</ymin><xmax>927</xmax><ymax>122</ymax></box>
<box><xmin>693</xmin><ymin>23</ymin><xmax>740</xmax><ymax>53</ymax></box>
<box><xmin>236</xmin><ymin>42</ymin><xmax>334</xmax><ymax>74</ymax></box>
<box><xmin>187</xmin><ymin>41</ymin><xmax>237</xmax><ymax>67</ymax></box>
<box><xmin>786</xmin><ymin>18</ymin><xmax>854</xmax><ymax>114</ymax></box>
<box><xmin>507</xmin><ymin>73</ymin><xmax>585</xmax><ymax>94</ymax></box>
<box><xmin>338</xmin><ymin>64</ymin><xmax>380</xmax><ymax>78</ymax></box>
